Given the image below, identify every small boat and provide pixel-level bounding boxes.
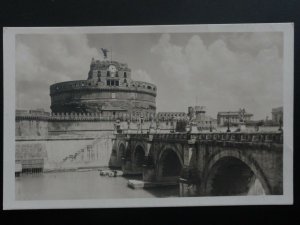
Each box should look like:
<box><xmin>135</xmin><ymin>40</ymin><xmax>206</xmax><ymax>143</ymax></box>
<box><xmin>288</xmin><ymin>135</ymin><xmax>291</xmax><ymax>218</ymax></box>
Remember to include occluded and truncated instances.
<box><xmin>99</xmin><ymin>170</ymin><xmax>111</xmax><ymax>176</ymax></box>
<box><xmin>115</xmin><ymin>170</ymin><xmax>124</xmax><ymax>176</ymax></box>
<box><xmin>99</xmin><ymin>169</ymin><xmax>124</xmax><ymax>177</ymax></box>
<box><xmin>108</xmin><ymin>171</ymin><xmax>115</xmax><ymax>177</ymax></box>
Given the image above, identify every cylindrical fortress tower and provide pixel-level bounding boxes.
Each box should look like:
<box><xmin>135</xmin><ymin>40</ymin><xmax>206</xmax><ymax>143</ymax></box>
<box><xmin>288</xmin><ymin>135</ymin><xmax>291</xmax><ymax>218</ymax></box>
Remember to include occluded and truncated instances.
<box><xmin>50</xmin><ymin>58</ymin><xmax>157</xmax><ymax>116</ymax></box>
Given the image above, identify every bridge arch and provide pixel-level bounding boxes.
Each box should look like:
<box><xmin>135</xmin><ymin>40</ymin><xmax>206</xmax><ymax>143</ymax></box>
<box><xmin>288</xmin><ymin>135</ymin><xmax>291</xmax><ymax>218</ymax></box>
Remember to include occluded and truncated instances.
<box><xmin>157</xmin><ymin>145</ymin><xmax>183</xmax><ymax>182</ymax></box>
<box><xmin>133</xmin><ymin>144</ymin><xmax>146</xmax><ymax>170</ymax></box>
<box><xmin>117</xmin><ymin>142</ymin><xmax>126</xmax><ymax>165</ymax></box>
<box><xmin>204</xmin><ymin>150</ymin><xmax>271</xmax><ymax>196</ymax></box>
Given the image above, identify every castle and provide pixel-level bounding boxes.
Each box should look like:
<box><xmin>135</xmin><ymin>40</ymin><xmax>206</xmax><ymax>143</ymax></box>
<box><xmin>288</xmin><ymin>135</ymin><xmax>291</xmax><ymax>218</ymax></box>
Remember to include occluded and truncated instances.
<box><xmin>50</xmin><ymin>59</ymin><xmax>157</xmax><ymax>117</ymax></box>
<box><xmin>16</xmin><ymin>58</ymin><xmax>185</xmax><ymax>137</ymax></box>
<box><xmin>15</xmin><ymin>58</ymin><xmax>185</xmax><ymax>173</ymax></box>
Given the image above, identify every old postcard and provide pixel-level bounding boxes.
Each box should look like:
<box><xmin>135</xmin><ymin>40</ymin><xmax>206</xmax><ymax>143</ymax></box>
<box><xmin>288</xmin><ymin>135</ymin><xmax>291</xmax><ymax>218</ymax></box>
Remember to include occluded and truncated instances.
<box><xmin>3</xmin><ymin>23</ymin><xmax>294</xmax><ymax>209</ymax></box>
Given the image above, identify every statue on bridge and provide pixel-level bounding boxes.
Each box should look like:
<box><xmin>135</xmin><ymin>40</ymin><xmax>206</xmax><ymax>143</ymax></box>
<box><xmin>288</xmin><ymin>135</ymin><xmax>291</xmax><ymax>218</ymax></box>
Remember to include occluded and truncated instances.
<box><xmin>239</xmin><ymin>108</ymin><xmax>246</xmax><ymax>123</ymax></box>
<box><xmin>238</xmin><ymin>108</ymin><xmax>247</xmax><ymax>132</ymax></box>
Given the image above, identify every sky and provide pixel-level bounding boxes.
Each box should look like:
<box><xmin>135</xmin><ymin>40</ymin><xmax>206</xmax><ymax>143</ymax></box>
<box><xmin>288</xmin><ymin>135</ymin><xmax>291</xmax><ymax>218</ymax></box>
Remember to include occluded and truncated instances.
<box><xmin>15</xmin><ymin>32</ymin><xmax>283</xmax><ymax>120</ymax></box>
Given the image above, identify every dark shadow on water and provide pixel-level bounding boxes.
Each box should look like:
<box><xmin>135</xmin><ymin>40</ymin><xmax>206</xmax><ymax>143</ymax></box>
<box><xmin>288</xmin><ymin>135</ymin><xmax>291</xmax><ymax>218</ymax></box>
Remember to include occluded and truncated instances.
<box><xmin>121</xmin><ymin>175</ymin><xmax>180</xmax><ymax>198</ymax></box>
<box><xmin>144</xmin><ymin>186</ymin><xmax>180</xmax><ymax>198</ymax></box>
<box><xmin>122</xmin><ymin>174</ymin><xmax>143</xmax><ymax>179</ymax></box>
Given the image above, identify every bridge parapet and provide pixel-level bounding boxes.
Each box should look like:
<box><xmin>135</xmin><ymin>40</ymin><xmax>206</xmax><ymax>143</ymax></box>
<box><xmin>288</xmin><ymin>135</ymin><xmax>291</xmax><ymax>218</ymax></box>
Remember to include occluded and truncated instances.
<box><xmin>182</xmin><ymin>132</ymin><xmax>283</xmax><ymax>145</ymax></box>
<box><xmin>117</xmin><ymin>132</ymin><xmax>283</xmax><ymax>145</ymax></box>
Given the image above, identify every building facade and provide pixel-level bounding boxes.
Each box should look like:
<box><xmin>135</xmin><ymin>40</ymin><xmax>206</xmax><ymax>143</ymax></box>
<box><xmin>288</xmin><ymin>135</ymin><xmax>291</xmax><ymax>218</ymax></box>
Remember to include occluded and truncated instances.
<box><xmin>217</xmin><ymin>110</ymin><xmax>253</xmax><ymax>126</ymax></box>
<box><xmin>50</xmin><ymin>59</ymin><xmax>157</xmax><ymax>117</ymax></box>
<box><xmin>156</xmin><ymin>112</ymin><xmax>187</xmax><ymax>121</ymax></box>
<box><xmin>187</xmin><ymin>106</ymin><xmax>217</xmax><ymax>130</ymax></box>
<box><xmin>272</xmin><ymin>107</ymin><xmax>283</xmax><ymax>125</ymax></box>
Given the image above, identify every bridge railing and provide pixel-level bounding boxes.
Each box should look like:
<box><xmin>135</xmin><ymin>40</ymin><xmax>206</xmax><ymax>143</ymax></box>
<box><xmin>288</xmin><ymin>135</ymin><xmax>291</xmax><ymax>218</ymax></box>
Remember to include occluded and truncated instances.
<box><xmin>194</xmin><ymin>132</ymin><xmax>283</xmax><ymax>144</ymax></box>
<box><xmin>118</xmin><ymin>131</ymin><xmax>283</xmax><ymax>144</ymax></box>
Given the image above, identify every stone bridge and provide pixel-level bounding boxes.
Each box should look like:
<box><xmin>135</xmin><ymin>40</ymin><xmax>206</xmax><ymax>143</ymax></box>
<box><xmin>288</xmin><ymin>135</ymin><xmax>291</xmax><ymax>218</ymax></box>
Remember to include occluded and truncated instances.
<box><xmin>112</xmin><ymin>131</ymin><xmax>283</xmax><ymax>196</ymax></box>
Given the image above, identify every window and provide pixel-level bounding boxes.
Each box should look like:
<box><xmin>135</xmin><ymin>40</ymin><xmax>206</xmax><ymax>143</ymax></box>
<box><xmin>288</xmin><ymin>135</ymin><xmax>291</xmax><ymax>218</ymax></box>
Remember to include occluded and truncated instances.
<box><xmin>124</xmin><ymin>72</ymin><xmax>127</xmax><ymax>78</ymax></box>
<box><xmin>124</xmin><ymin>79</ymin><xmax>127</xmax><ymax>83</ymax></box>
<box><xmin>116</xmin><ymin>72</ymin><xmax>119</xmax><ymax>77</ymax></box>
<box><xmin>107</xmin><ymin>71</ymin><xmax>110</xmax><ymax>77</ymax></box>
<box><xmin>111</xmin><ymin>80</ymin><xmax>115</xmax><ymax>86</ymax></box>
<box><xmin>116</xmin><ymin>80</ymin><xmax>119</xmax><ymax>86</ymax></box>
<box><xmin>107</xmin><ymin>80</ymin><xmax>110</xmax><ymax>86</ymax></box>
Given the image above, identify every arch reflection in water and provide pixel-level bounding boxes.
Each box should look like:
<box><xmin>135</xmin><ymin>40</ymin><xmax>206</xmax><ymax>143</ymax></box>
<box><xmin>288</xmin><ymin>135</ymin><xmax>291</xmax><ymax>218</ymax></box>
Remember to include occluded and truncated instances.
<box><xmin>206</xmin><ymin>157</ymin><xmax>266</xmax><ymax>196</ymax></box>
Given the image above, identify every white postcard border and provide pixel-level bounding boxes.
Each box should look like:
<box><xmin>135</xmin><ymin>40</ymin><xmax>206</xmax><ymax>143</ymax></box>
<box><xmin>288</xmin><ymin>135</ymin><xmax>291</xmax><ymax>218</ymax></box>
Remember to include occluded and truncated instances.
<box><xmin>3</xmin><ymin>23</ymin><xmax>294</xmax><ymax>209</ymax></box>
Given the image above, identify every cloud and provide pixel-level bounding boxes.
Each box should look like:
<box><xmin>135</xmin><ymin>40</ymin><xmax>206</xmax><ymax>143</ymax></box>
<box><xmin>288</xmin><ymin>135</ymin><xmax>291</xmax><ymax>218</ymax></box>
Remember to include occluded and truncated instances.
<box><xmin>228</xmin><ymin>32</ymin><xmax>283</xmax><ymax>56</ymax></box>
<box><xmin>131</xmin><ymin>69</ymin><xmax>153</xmax><ymax>83</ymax></box>
<box><xmin>151</xmin><ymin>33</ymin><xmax>283</xmax><ymax>119</ymax></box>
<box><xmin>16</xmin><ymin>34</ymin><xmax>99</xmax><ymax>111</ymax></box>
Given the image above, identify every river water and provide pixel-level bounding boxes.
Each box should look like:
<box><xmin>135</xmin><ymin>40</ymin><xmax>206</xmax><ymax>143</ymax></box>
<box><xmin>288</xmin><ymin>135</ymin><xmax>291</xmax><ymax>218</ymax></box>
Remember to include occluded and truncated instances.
<box><xmin>15</xmin><ymin>170</ymin><xmax>179</xmax><ymax>200</ymax></box>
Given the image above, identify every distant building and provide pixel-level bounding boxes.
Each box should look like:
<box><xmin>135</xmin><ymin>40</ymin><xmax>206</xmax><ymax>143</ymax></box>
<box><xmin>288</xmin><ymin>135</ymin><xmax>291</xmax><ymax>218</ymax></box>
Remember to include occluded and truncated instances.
<box><xmin>188</xmin><ymin>106</ymin><xmax>217</xmax><ymax>130</ymax></box>
<box><xmin>217</xmin><ymin>110</ymin><xmax>253</xmax><ymax>126</ymax></box>
<box><xmin>272</xmin><ymin>107</ymin><xmax>283</xmax><ymax>125</ymax></box>
<box><xmin>156</xmin><ymin>112</ymin><xmax>187</xmax><ymax>121</ymax></box>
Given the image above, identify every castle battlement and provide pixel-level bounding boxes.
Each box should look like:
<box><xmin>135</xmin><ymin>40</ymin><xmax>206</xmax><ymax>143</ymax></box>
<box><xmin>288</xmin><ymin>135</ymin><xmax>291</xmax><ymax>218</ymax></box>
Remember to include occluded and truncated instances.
<box><xmin>50</xmin><ymin>80</ymin><xmax>157</xmax><ymax>96</ymax></box>
<box><xmin>16</xmin><ymin>109</ymin><xmax>187</xmax><ymax>122</ymax></box>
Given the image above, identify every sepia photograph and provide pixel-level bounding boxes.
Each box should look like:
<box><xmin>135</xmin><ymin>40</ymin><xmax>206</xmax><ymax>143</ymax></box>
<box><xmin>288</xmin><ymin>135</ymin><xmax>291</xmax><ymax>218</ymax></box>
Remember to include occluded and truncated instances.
<box><xmin>3</xmin><ymin>24</ymin><xmax>293</xmax><ymax>209</ymax></box>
